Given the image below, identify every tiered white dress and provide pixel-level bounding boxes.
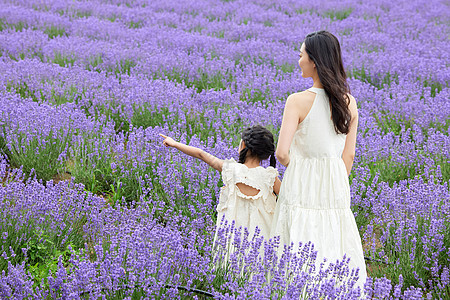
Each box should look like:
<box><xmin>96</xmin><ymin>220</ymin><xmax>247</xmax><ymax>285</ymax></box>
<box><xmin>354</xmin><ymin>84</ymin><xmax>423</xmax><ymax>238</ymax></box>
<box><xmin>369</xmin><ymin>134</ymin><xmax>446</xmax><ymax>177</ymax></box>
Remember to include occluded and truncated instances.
<box><xmin>270</xmin><ymin>87</ymin><xmax>367</xmax><ymax>285</ymax></box>
<box><xmin>216</xmin><ymin>158</ymin><xmax>279</xmax><ymax>240</ymax></box>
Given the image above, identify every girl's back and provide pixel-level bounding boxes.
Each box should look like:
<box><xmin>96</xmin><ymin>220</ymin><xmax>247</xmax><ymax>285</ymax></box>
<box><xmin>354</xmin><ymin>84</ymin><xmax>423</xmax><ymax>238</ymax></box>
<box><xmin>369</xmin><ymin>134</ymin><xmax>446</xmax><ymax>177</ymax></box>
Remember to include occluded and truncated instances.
<box><xmin>217</xmin><ymin>159</ymin><xmax>278</xmax><ymax>239</ymax></box>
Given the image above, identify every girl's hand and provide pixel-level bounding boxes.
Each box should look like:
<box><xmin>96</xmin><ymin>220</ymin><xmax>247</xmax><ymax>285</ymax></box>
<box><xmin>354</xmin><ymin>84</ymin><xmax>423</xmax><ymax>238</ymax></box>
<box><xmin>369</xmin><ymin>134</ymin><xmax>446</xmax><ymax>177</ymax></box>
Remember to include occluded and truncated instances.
<box><xmin>158</xmin><ymin>133</ymin><xmax>224</xmax><ymax>171</ymax></box>
<box><xmin>159</xmin><ymin>134</ymin><xmax>177</xmax><ymax>147</ymax></box>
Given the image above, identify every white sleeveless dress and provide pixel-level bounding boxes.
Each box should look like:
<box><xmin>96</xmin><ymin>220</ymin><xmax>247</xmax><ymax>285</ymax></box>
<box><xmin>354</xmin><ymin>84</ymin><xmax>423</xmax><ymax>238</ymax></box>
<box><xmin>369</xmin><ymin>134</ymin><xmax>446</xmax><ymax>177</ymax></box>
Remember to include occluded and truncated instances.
<box><xmin>271</xmin><ymin>87</ymin><xmax>367</xmax><ymax>286</ymax></box>
<box><xmin>216</xmin><ymin>158</ymin><xmax>279</xmax><ymax>240</ymax></box>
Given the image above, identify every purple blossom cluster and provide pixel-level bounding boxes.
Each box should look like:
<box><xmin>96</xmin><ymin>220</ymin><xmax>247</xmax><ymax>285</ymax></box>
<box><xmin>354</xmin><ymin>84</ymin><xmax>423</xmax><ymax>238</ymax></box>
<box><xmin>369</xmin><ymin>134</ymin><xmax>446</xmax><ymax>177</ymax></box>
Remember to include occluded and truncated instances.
<box><xmin>0</xmin><ymin>0</ymin><xmax>448</xmax><ymax>298</ymax></box>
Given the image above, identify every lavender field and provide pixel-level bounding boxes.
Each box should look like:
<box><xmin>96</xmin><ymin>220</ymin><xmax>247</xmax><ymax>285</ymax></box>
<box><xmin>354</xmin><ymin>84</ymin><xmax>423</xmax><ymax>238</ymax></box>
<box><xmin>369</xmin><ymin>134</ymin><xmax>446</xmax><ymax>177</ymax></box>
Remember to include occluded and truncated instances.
<box><xmin>0</xmin><ymin>0</ymin><xmax>449</xmax><ymax>298</ymax></box>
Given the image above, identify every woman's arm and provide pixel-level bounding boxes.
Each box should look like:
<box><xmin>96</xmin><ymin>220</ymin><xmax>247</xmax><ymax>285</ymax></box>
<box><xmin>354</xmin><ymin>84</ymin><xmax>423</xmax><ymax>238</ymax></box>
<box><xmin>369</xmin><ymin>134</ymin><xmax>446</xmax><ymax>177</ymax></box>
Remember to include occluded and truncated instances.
<box><xmin>341</xmin><ymin>95</ymin><xmax>358</xmax><ymax>176</ymax></box>
<box><xmin>159</xmin><ymin>134</ymin><xmax>224</xmax><ymax>172</ymax></box>
<box><xmin>276</xmin><ymin>92</ymin><xmax>312</xmax><ymax>167</ymax></box>
<box><xmin>273</xmin><ymin>177</ymin><xmax>282</xmax><ymax>195</ymax></box>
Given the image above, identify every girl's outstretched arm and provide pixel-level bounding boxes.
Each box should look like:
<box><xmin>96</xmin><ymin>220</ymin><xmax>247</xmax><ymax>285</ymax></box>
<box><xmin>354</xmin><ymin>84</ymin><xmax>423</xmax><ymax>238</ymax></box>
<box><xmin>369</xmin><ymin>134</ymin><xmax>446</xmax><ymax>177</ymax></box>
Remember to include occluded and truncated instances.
<box><xmin>159</xmin><ymin>134</ymin><xmax>224</xmax><ymax>172</ymax></box>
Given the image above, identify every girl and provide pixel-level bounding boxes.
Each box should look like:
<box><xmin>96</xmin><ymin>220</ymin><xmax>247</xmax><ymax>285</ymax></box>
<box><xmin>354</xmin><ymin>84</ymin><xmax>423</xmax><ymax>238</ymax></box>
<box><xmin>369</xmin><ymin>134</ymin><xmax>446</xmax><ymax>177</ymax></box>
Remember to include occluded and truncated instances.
<box><xmin>159</xmin><ymin>125</ymin><xmax>281</xmax><ymax>240</ymax></box>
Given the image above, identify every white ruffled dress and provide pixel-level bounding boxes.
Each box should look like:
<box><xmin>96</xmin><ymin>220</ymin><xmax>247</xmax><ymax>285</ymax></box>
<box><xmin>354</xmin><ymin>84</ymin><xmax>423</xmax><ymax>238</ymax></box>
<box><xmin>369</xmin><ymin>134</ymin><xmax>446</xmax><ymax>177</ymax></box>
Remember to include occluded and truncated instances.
<box><xmin>270</xmin><ymin>87</ymin><xmax>367</xmax><ymax>287</ymax></box>
<box><xmin>216</xmin><ymin>158</ymin><xmax>279</xmax><ymax>240</ymax></box>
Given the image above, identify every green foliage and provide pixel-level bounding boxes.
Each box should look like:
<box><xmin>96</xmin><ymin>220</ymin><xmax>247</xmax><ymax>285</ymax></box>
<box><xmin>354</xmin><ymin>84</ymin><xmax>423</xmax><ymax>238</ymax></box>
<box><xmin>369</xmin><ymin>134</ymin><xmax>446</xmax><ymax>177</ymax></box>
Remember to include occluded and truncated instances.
<box><xmin>107</xmin><ymin>15</ymin><xmax>118</xmax><ymax>22</ymax></box>
<box><xmin>13</xmin><ymin>21</ymin><xmax>27</xmax><ymax>31</ymax></box>
<box><xmin>213</xmin><ymin>30</ymin><xmax>225</xmax><ymax>38</ymax></box>
<box><xmin>184</xmin><ymin>10</ymin><xmax>199</xmax><ymax>17</ymax></box>
<box><xmin>0</xmin><ymin>218</ymin><xmax>35</xmax><ymax>272</ymax></box>
<box><xmin>57</xmin><ymin>9</ymin><xmax>67</xmax><ymax>16</ymax></box>
<box><xmin>49</xmin><ymin>85</ymin><xmax>81</xmax><ymax>105</ymax></box>
<box><xmin>368</xmin><ymin>45</ymin><xmax>383</xmax><ymax>53</ymax></box>
<box><xmin>364</xmin><ymin>159</ymin><xmax>418</xmax><ymax>187</ymax></box>
<box><xmin>423</xmin><ymin>79</ymin><xmax>444</xmax><ymax>97</ymax></box>
<box><xmin>131</xmin><ymin>105</ymin><xmax>173</xmax><ymax>130</ymax></box>
<box><xmin>103</xmin><ymin>285</ymin><xmax>147</xmax><ymax>299</ymax></box>
<box><xmin>108</xmin><ymin>59</ymin><xmax>137</xmax><ymax>76</ymax></box>
<box><xmin>437</xmin><ymin>156</ymin><xmax>450</xmax><ymax>183</ymax></box>
<box><xmin>429</xmin><ymin>118</ymin><xmax>450</xmax><ymax>135</ymax></box>
<box><xmin>44</xmin><ymin>25</ymin><xmax>68</xmax><ymax>39</ymax></box>
<box><xmin>28</xmin><ymin>245</ymin><xmax>76</xmax><ymax>289</ymax></box>
<box><xmin>0</xmin><ymin>18</ymin><xmax>28</xmax><ymax>32</ymax></box>
<box><xmin>368</xmin><ymin>217</ymin><xmax>450</xmax><ymax>297</ymax></box>
<box><xmin>353</xmin><ymin>203</ymin><xmax>374</xmax><ymax>233</ymax></box>
<box><xmin>129</xmin><ymin>20</ymin><xmax>143</xmax><ymax>29</ymax></box>
<box><xmin>105</xmin><ymin>179</ymin><xmax>126</xmax><ymax>207</ymax></box>
<box><xmin>160</xmin><ymin>69</ymin><xmax>233</xmax><ymax>93</ymax></box>
<box><xmin>7</xmin><ymin>80</ymin><xmax>82</xmax><ymax>106</ymax></box>
<box><xmin>4</xmin><ymin>130</ymin><xmax>70</xmax><ymax>182</ymax></box>
<box><xmin>52</xmin><ymin>52</ymin><xmax>76</xmax><ymax>67</ymax></box>
<box><xmin>86</xmin><ymin>54</ymin><xmax>104</xmax><ymax>72</ymax></box>
<box><xmin>206</xmin><ymin>15</ymin><xmax>217</xmax><ymax>22</ymax></box>
<box><xmin>7</xmin><ymin>52</ymin><xmax>26</xmax><ymax>61</ymax></box>
<box><xmin>340</xmin><ymin>28</ymin><xmax>353</xmax><ymax>36</ymax></box>
<box><xmin>240</xmin><ymin>87</ymin><xmax>269</xmax><ymax>106</ymax></box>
<box><xmin>0</xmin><ymin>212</ymin><xmax>86</xmax><ymax>274</ymax></box>
<box><xmin>278</xmin><ymin>62</ymin><xmax>297</xmax><ymax>73</ymax></box>
<box><xmin>323</xmin><ymin>8</ymin><xmax>354</xmax><ymax>21</ymax></box>
<box><xmin>241</xmin><ymin>18</ymin><xmax>251</xmax><ymax>25</ymax></box>
<box><xmin>349</xmin><ymin>67</ymin><xmax>398</xmax><ymax>89</ymax></box>
<box><xmin>194</xmin><ymin>71</ymin><xmax>231</xmax><ymax>92</ymax></box>
<box><xmin>33</xmin><ymin>51</ymin><xmax>45</xmax><ymax>62</ymax></box>
<box><xmin>32</xmin><ymin>4</ymin><xmax>49</xmax><ymax>11</ymax></box>
<box><xmin>0</xmin><ymin>134</ymin><xmax>11</xmax><ymax>161</ymax></box>
<box><xmin>68</xmin><ymin>136</ymin><xmax>120</xmax><ymax>195</ymax></box>
<box><xmin>190</xmin><ymin>25</ymin><xmax>204</xmax><ymax>33</ymax></box>
<box><xmin>131</xmin><ymin>102</ymin><xmax>242</xmax><ymax>144</ymax></box>
<box><xmin>110</xmin><ymin>106</ymin><xmax>130</xmax><ymax>132</ymax></box>
<box><xmin>76</xmin><ymin>10</ymin><xmax>92</xmax><ymax>18</ymax></box>
<box><xmin>6</xmin><ymin>81</ymin><xmax>40</xmax><ymax>102</ymax></box>
<box><xmin>374</xmin><ymin>113</ymin><xmax>414</xmax><ymax>135</ymax></box>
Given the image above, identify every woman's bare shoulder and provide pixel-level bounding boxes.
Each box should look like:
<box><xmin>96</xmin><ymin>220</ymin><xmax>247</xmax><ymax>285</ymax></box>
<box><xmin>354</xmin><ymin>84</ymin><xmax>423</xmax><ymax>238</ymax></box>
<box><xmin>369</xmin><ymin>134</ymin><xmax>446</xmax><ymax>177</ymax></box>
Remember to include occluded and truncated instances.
<box><xmin>285</xmin><ymin>91</ymin><xmax>316</xmax><ymax>122</ymax></box>
<box><xmin>287</xmin><ymin>90</ymin><xmax>316</xmax><ymax>104</ymax></box>
<box><xmin>346</xmin><ymin>93</ymin><xmax>356</xmax><ymax>102</ymax></box>
<box><xmin>346</xmin><ymin>93</ymin><xmax>357</xmax><ymax>106</ymax></box>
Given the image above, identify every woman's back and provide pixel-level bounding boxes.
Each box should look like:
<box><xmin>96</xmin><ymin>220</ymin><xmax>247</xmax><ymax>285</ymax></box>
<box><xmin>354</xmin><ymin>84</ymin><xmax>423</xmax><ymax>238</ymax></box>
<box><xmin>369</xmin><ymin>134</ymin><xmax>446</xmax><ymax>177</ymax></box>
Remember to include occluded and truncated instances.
<box><xmin>280</xmin><ymin>87</ymin><xmax>350</xmax><ymax>210</ymax></box>
<box><xmin>290</xmin><ymin>87</ymin><xmax>347</xmax><ymax>159</ymax></box>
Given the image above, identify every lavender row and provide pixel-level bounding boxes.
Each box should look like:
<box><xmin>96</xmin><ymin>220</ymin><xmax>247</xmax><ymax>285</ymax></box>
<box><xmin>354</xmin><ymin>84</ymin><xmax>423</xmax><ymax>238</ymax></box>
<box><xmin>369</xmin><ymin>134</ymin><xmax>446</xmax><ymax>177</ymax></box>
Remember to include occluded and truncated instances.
<box><xmin>0</xmin><ymin>0</ymin><xmax>448</xmax><ymax>87</ymax></box>
<box><xmin>1</xmin><ymin>58</ymin><xmax>448</xmax><ymax>186</ymax></box>
<box><xmin>1</xmin><ymin>57</ymin><xmax>448</xmax><ymax>136</ymax></box>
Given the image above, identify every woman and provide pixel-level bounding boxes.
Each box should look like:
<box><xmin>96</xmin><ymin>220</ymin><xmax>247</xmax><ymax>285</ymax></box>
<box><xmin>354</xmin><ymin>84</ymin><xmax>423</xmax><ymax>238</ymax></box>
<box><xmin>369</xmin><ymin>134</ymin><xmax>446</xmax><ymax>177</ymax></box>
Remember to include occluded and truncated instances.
<box><xmin>271</xmin><ymin>31</ymin><xmax>367</xmax><ymax>288</ymax></box>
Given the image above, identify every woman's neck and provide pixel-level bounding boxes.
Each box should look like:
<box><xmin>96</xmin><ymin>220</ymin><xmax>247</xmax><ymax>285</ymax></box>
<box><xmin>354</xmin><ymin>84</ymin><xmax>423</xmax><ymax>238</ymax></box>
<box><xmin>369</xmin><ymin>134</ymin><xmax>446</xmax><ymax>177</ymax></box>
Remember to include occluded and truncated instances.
<box><xmin>312</xmin><ymin>83</ymin><xmax>324</xmax><ymax>89</ymax></box>
<box><xmin>312</xmin><ymin>74</ymin><xmax>323</xmax><ymax>89</ymax></box>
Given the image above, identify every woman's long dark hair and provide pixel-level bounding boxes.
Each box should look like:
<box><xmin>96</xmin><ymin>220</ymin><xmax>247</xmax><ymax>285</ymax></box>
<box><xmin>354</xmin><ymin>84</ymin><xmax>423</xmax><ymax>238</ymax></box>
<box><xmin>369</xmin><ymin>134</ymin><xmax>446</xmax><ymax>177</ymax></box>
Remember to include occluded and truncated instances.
<box><xmin>238</xmin><ymin>125</ymin><xmax>276</xmax><ymax>167</ymax></box>
<box><xmin>304</xmin><ymin>30</ymin><xmax>351</xmax><ymax>134</ymax></box>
